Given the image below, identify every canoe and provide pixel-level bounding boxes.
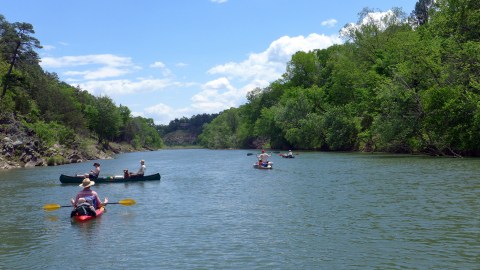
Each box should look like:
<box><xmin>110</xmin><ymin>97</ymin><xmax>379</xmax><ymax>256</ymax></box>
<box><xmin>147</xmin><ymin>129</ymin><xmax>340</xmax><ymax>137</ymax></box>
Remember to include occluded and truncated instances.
<box><xmin>59</xmin><ymin>173</ymin><xmax>161</xmax><ymax>184</ymax></box>
<box><xmin>253</xmin><ymin>163</ymin><xmax>273</xmax><ymax>169</ymax></box>
<box><xmin>72</xmin><ymin>206</ymin><xmax>105</xmax><ymax>222</ymax></box>
<box><xmin>280</xmin><ymin>154</ymin><xmax>295</xmax><ymax>158</ymax></box>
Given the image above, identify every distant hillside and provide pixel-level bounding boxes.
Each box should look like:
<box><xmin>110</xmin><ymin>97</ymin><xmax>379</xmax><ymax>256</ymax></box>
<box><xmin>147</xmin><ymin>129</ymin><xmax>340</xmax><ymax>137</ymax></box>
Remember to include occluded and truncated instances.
<box><xmin>157</xmin><ymin>113</ymin><xmax>218</xmax><ymax>147</ymax></box>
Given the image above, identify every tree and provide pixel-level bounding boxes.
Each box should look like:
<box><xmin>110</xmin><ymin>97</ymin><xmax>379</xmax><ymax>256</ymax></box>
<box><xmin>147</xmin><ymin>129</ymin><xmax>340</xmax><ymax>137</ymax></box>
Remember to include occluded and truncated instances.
<box><xmin>410</xmin><ymin>0</ymin><xmax>435</xmax><ymax>26</ymax></box>
<box><xmin>85</xmin><ymin>96</ymin><xmax>121</xmax><ymax>145</ymax></box>
<box><xmin>0</xmin><ymin>20</ymin><xmax>41</xmax><ymax>98</ymax></box>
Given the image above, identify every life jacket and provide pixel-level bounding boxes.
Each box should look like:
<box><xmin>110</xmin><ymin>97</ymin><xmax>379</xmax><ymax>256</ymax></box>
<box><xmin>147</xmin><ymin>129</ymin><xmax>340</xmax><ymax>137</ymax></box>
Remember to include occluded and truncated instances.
<box><xmin>75</xmin><ymin>202</ymin><xmax>96</xmax><ymax>216</ymax></box>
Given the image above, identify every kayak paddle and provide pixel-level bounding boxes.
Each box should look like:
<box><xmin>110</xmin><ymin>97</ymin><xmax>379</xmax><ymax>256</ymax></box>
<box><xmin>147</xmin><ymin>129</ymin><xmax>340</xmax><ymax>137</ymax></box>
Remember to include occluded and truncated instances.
<box><xmin>43</xmin><ymin>198</ymin><xmax>136</xmax><ymax>211</ymax></box>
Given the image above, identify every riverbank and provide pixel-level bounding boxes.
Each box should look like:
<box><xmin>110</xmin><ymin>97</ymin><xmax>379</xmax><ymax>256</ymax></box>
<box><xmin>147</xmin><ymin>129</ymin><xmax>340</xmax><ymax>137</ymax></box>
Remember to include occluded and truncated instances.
<box><xmin>0</xmin><ymin>113</ymin><xmax>153</xmax><ymax>170</ymax></box>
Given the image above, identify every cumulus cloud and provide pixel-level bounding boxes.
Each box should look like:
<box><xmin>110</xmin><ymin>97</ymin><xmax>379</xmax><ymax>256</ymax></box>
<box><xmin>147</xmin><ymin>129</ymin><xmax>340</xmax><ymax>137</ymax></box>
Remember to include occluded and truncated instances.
<box><xmin>207</xmin><ymin>33</ymin><xmax>342</xmax><ymax>83</ymax></box>
<box><xmin>190</xmin><ymin>77</ymin><xmax>239</xmax><ymax>112</ymax></box>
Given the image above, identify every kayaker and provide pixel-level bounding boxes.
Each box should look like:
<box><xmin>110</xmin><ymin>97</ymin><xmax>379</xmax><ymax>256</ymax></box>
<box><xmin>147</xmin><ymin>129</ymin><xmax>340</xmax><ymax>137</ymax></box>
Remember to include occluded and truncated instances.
<box><xmin>129</xmin><ymin>160</ymin><xmax>146</xmax><ymax>178</ymax></box>
<box><xmin>288</xmin><ymin>150</ymin><xmax>293</xmax><ymax>157</ymax></box>
<box><xmin>257</xmin><ymin>150</ymin><xmax>271</xmax><ymax>167</ymax></box>
<box><xmin>70</xmin><ymin>197</ymin><xmax>97</xmax><ymax>218</ymax></box>
<box><xmin>71</xmin><ymin>178</ymin><xmax>108</xmax><ymax>209</ymax></box>
<box><xmin>88</xmin><ymin>162</ymin><xmax>101</xmax><ymax>179</ymax></box>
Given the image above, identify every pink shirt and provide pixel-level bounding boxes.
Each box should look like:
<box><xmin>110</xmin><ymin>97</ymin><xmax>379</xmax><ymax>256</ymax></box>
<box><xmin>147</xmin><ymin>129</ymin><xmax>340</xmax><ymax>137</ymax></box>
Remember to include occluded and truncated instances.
<box><xmin>74</xmin><ymin>188</ymin><xmax>102</xmax><ymax>209</ymax></box>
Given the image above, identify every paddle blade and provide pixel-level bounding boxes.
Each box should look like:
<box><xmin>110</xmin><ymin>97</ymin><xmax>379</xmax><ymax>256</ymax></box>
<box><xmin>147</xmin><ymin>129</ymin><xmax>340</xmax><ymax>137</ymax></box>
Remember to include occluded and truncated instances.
<box><xmin>118</xmin><ymin>198</ymin><xmax>136</xmax><ymax>206</ymax></box>
<box><xmin>43</xmin><ymin>204</ymin><xmax>62</xmax><ymax>211</ymax></box>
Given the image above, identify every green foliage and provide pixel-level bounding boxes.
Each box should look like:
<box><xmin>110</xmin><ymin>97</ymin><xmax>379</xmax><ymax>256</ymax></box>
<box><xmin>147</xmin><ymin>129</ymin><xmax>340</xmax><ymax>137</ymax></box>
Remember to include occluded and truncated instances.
<box><xmin>197</xmin><ymin>1</ymin><xmax>480</xmax><ymax>156</ymax></box>
<box><xmin>23</xmin><ymin>120</ymin><xmax>75</xmax><ymax>147</ymax></box>
<box><xmin>124</xmin><ymin>117</ymin><xmax>163</xmax><ymax>149</ymax></box>
<box><xmin>47</xmin><ymin>155</ymin><xmax>67</xmax><ymax>166</ymax></box>
<box><xmin>198</xmin><ymin>108</ymin><xmax>243</xmax><ymax>149</ymax></box>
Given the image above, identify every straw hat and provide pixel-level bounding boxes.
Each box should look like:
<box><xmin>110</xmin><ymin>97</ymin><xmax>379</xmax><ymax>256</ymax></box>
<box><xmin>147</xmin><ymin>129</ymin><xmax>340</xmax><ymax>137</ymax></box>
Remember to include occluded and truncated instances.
<box><xmin>79</xmin><ymin>178</ymin><xmax>95</xmax><ymax>188</ymax></box>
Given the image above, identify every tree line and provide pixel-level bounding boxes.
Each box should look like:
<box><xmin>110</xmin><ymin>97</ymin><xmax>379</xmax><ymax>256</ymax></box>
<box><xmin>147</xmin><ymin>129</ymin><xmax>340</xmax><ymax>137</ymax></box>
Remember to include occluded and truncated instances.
<box><xmin>199</xmin><ymin>0</ymin><xmax>480</xmax><ymax>157</ymax></box>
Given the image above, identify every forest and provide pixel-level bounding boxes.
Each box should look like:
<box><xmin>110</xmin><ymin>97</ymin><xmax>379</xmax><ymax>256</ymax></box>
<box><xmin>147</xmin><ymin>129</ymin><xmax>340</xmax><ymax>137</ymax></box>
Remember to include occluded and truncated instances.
<box><xmin>198</xmin><ymin>0</ymin><xmax>480</xmax><ymax>157</ymax></box>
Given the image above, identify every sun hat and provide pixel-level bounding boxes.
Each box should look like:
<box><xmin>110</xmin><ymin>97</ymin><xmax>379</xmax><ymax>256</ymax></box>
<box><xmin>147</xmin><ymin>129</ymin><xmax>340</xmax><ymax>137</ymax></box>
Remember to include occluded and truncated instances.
<box><xmin>79</xmin><ymin>178</ymin><xmax>95</xmax><ymax>188</ymax></box>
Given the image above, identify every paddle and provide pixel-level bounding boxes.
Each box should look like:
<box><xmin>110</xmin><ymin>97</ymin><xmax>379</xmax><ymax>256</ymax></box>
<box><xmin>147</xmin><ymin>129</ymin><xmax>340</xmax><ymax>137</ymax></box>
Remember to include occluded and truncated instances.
<box><xmin>43</xmin><ymin>198</ymin><xmax>136</xmax><ymax>211</ymax></box>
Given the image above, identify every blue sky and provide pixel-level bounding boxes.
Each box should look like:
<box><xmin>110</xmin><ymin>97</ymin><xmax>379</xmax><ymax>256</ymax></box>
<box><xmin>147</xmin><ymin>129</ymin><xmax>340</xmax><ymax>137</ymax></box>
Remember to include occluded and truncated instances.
<box><xmin>1</xmin><ymin>0</ymin><xmax>418</xmax><ymax>124</ymax></box>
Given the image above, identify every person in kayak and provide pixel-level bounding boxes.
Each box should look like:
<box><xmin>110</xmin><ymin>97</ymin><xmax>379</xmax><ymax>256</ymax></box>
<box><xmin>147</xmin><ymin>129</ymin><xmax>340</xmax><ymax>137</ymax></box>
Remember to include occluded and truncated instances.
<box><xmin>257</xmin><ymin>150</ymin><xmax>271</xmax><ymax>167</ymax></box>
<box><xmin>70</xmin><ymin>197</ymin><xmax>97</xmax><ymax>217</ymax></box>
<box><xmin>129</xmin><ymin>160</ymin><xmax>146</xmax><ymax>178</ymax></box>
<box><xmin>71</xmin><ymin>178</ymin><xmax>108</xmax><ymax>209</ymax></box>
<box><xmin>88</xmin><ymin>162</ymin><xmax>101</xmax><ymax>179</ymax></box>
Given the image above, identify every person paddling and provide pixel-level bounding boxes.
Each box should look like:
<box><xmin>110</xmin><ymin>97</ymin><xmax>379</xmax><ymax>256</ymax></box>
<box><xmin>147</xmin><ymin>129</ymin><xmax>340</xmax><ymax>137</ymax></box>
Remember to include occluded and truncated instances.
<box><xmin>89</xmin><ymin>162</ymin><xmax>101</xmax><ymax>179</ymax></box>
<box><xmin>129</xmin><ymin>160</ymin><xmax>146</xmax><ymax>178</ymax></box>
<box><xmin>71</xmin><ymin>178</ymin><xmax>108</xmax><ymax>209</ymax></box>
<box><xmin>257</xmin><ymin>150</ymin><xmax>271</xmax><ymax>167</ymax></box>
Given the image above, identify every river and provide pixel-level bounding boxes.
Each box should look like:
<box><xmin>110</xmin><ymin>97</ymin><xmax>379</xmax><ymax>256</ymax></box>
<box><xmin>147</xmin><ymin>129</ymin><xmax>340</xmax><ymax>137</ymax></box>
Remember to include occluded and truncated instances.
<box><xmin>0</xmin><ymin>149</ymin><xmax>479</xmax><ymax>269</ymax></box>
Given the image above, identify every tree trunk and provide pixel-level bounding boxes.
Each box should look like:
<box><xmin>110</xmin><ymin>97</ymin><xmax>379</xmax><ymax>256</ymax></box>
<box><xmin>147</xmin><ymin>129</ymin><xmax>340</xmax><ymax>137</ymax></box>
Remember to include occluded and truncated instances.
<box><xmin>1</xmin><ymin>42</ymin><xmax>20</xmax><ymax>99</ymax></box>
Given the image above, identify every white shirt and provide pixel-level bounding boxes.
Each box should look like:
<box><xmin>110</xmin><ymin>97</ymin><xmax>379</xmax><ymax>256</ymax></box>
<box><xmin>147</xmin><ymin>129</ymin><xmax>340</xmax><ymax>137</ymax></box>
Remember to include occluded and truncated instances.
<box><xmin>137</xmin><ymin>164</ymin><xmax>146</xmax><ymax>175</ymax></box>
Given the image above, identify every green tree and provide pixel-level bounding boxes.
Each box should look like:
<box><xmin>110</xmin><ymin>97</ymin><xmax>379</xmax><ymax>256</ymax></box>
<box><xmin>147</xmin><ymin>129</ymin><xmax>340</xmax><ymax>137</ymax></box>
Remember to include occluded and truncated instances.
<box><xmin>0</xmin><ymin>20</ymin><xmax>41</xmax><ymax>98</ymax></box>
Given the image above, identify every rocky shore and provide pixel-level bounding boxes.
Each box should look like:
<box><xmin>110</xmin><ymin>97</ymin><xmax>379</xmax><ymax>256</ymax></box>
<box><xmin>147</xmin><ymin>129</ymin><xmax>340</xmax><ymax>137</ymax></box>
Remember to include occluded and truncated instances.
<box><xmin>0</xmin><ymin>113</ymin><xmax>132</xmax><ymax>170</ymax></box>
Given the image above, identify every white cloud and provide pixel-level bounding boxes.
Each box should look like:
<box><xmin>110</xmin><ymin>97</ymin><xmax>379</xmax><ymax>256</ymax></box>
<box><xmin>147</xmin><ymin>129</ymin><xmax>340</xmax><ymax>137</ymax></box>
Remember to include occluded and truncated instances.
<box><xmin>190</xmin><ymin>77</ymin><xmax>240</xmax><ymax>112</ymax></box>
<box><xmin>207</xmin><ymin>33</ymin><xmax>342</xmax><ymax>83</ymax></box>
<box><xmin>150</xmin><ymin>61</ymin><xmax>172</xmax><ymax>77</ymax></box>
<box><xmin>175</xmin><ymin>62</ymin><xmax>188</xmax><ymax>68</ymax></box>
<box><xmin>210</xmin><ymin>0</ymin><xmax>227</xmax><ymax>3</ymax></box>
<box><xmin>321</xmin><ymin>19</ymin><xmax>337</xmax><ymax>28</ymax></box>
<box><xmin>41</xmin><ymin>54</ymin><xmax>135</xmax><ymax>68</ymax></box>
<box><xmin>78</xmin><ymin>78</ymin><xmax>177</xmax><ymax>96</ymax></box>
<box><xmin>150</xmin><ymin>61</ymin><xmax>165</xmax><ymax>68</ymax></box>
<box><xmin>40</xmin><ymin>54</ymin><xmax>140</xmax><ymax>80</ymax></box>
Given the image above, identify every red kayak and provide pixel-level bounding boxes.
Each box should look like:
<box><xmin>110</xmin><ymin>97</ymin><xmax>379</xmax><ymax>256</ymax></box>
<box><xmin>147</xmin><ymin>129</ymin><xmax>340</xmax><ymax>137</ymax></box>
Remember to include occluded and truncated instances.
<box><xmin>72</xmin><ymin>207</ymin><xmax>105</xmax><ymax>222</ymax></box>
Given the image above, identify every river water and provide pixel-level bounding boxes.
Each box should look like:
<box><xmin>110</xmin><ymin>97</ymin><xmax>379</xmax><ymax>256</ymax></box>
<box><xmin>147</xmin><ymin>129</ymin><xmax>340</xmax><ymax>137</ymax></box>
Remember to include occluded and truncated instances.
<box><xmin>0</xmin><ymin>149</ymin><xmax>479</xmax><ymax>269</ymax></box>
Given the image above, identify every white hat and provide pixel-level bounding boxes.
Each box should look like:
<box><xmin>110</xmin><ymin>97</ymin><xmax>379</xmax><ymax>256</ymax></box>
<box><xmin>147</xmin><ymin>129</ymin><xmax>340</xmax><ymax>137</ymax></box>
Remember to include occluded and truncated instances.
<box><xmin>79</xmin><ymin>178</ymin><xmax>95</xmax><ymax>188</ymax></box>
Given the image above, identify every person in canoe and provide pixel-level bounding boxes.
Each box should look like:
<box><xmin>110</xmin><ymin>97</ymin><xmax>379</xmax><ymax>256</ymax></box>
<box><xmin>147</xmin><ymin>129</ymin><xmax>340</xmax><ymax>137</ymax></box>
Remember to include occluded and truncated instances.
<box><xmin>70</xmin><ymin>197</ymin><xmax>97</xmax><ymax>218</ymax></box>
<box><xmin>257</xmin><ymin>150</ymin><xmax>271</xmax><ymax>167</ymax></box>
<box><xmin>128</xmin><ymin>160</ymin><xmax>146</xmax><ymax>178</ymax></box>
<box><xmin>71</xmin><ymin>178</ymin><xmax>108</xmax><ymax>209</ymax></box>
<box><xmin>288</xmin><ymin>150</ymin><xmax>293</xmax><ymax>157</ymax></box>
<box><xmin>88</xmin><ymin>162</ymin><xmax>101</xmax><ymax>179</ymax></box>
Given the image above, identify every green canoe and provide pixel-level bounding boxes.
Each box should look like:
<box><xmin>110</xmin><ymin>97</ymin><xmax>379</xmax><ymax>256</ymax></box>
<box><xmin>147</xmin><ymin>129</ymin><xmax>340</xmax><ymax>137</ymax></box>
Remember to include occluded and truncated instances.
<box><xmin>59</xmin><ymin>173</ymin><xmax>161</xmax><ymax>184</ymax></box>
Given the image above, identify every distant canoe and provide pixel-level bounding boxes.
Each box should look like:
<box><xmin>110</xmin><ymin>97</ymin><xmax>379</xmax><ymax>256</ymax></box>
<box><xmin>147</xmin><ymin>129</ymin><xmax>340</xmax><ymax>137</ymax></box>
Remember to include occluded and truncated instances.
<box><xmin>59</xmin><ymin>173</ymin><xmax>161</xmax><ymax>184</ymax></box>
